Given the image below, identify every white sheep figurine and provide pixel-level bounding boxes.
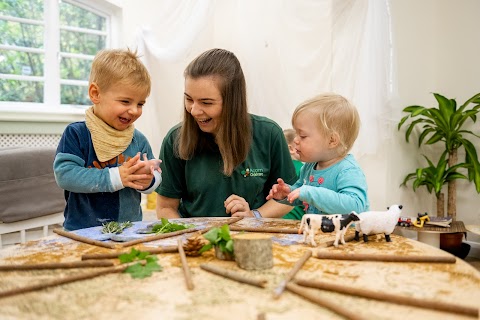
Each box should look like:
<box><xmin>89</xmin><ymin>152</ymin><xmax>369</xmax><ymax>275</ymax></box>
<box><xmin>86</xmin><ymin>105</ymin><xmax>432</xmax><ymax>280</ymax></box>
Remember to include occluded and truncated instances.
<box><xmin>354</xmin><ymin>204</ymin><xmax>403</xmax><ymax>243</ymax></box>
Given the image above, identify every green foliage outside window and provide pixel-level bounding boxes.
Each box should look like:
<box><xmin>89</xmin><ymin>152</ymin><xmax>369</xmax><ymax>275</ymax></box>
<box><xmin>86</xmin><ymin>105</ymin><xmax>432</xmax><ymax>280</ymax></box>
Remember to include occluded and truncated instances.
<box><xmin>0</xmin><ymin>0</ymin><xmax>107</xmax><ymax>105</ymax></box>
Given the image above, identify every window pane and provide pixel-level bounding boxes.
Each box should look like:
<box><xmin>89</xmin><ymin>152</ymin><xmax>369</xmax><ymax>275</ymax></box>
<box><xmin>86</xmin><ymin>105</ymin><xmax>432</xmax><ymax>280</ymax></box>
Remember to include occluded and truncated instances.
<box><xmin>61</xmin><ymin>84</ymin><xmax>90</xmax><ymax>105</ymax></box>
<box><xmin>60</xmin><ymin>30</ymin><xmax>106</xmax><ymax>55</ymax></box>
<box><xmin>0</xmin><ymin>79</ymin><xmax>43</xmax><ymax>102</ymax></box>
<box><xmin>0</xmin><ymin>20</ymin><xmax>44</xmax><ymax>48</ymax></box>
<box><xmin>60</xmin><ymin>57</ymin><xmax>92</xmax><ymax>81</ymax></box>
<box><xmin>0</xmin><ymin>0</ymin><xmax>43</xmax><ymax>20</ymax></box>
<box><xmin>0</xmin><ymin>50</ymin><xmax>44</xmax><ymax>76</ymax></box>
<box><xmin>60</xmin><ymin>2</ymin><xmax>106</xmax><ymax>31</ymax></box>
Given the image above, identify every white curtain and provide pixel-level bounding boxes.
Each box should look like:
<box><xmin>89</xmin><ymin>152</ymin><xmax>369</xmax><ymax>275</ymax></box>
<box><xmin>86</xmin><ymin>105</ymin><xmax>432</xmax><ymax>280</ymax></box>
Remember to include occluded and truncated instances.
<box><xmin>135</xmin><ymin>0</ymin><xmax>392</xmax><ymax>158</ymax></box>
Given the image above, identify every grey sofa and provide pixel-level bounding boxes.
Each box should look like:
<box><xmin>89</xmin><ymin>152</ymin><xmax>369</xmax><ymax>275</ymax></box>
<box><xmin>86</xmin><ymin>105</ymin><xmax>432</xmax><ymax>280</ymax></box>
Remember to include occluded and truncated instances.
<box><xmin>0</xmin><ymin>147</ymin><xmax>65</xmax><ymax>248</ymax></box>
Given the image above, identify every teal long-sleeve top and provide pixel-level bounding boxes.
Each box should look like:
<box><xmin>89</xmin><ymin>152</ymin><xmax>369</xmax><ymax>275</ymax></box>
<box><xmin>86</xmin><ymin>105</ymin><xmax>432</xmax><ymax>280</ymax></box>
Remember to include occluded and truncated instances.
<box><xmin>288</xmin><ymin>154</ymin><xmax>369</xmax><ymax>215</ymax></box>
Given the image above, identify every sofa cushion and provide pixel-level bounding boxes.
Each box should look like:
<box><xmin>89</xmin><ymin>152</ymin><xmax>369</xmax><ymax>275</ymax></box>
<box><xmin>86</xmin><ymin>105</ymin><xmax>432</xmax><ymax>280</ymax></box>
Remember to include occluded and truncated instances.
<box><xmin>0</xmin><ymin>147</ymin><xmax>65</xmax><ymax>223</ymax></box>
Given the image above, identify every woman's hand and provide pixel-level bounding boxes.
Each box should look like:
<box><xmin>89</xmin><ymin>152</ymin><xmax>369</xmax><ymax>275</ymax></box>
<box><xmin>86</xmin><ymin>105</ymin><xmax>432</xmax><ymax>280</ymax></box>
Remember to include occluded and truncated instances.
<box><xmin>266</xmin><ymin>178</ymin><xmax>291</xmax><ymax>201</ymax></box>
<box><xmin>224</xmin><ymin>194</ymin><xmax>252</xmax><ymax>217</ymax></box>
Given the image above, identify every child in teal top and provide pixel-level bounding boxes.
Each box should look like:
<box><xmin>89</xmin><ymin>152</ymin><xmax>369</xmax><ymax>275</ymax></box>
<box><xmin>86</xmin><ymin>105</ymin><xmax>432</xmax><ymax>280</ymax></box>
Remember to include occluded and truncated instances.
<box><xmin>268</xmin><ymin>93</ymin><xmax>369</xmax><ymax>215</ymax></box>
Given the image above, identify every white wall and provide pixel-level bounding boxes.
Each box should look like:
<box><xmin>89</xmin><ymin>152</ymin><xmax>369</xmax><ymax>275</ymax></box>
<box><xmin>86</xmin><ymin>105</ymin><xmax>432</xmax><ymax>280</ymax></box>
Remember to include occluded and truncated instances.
<box><xmin>388</xmin><ymin>0</ymin><xmax>480</xmax><ymax>245</ymax></box>
<box><xmin>5</xmin><ymin>0</ymin><xmax>474</xmax><ymax>246</ymax></box>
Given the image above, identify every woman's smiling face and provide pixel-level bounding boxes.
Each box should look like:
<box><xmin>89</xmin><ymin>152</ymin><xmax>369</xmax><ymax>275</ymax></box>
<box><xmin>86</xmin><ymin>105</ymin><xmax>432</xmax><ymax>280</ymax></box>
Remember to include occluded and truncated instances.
<box><xmin>184</xmin><ymin>76</ymin><xmax>223</xmax><ymax>135</ymax></box>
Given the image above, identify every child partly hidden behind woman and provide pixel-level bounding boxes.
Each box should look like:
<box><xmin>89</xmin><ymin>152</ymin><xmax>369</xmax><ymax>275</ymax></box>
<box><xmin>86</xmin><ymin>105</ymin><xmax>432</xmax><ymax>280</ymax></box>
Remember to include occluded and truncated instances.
<box><xmin>54</xmin><ymin>48</ymin><xmax>162</xmax><ymax>231</ymax></box>
<box><xmin>268</xmin><ymin>93</ymin><xmax>369</xmax><ymax>216</ymax></box>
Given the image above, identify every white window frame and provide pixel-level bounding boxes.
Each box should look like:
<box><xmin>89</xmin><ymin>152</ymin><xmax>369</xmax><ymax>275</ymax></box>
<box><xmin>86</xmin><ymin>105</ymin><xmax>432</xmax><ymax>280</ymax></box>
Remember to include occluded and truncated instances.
<box><xmin>0</xmin><ymin>0</ymin><xmax>122</xmax><ymax>123</ymax></box>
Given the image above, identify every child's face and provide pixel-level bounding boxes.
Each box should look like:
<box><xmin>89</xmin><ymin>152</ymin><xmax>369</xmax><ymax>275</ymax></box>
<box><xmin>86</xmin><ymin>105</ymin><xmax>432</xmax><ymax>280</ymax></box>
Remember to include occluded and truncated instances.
<box><xmin>293</xmin><ymin>112</ymin><xmax>339</xmax><ymax>167</ymax></box>
<box><xmin>184</xmin><ymin>75</ymin><xmax>223</xmax><ymax>136</ymax></box>
<box><xmin>90</xmin><ymin>83</ymin><xmax>148</xmax><ymax>131</ymax></box>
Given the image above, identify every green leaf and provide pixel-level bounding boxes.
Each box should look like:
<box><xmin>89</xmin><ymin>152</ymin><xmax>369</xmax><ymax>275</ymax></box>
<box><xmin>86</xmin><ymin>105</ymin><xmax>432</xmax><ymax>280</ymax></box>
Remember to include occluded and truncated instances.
<box><xmin>199</xmin><ymin>243</ymin><xmax>213</xmax><ymax>254</ymax></box>
<box><xmin>203</xmin><ymin>228</ymin><xmax>220</xmax><ymax>243</ymax></box>
<box><xmin>119</xmin><ymin>248</ymin><xmax>140</xmax><ymax>263</ymax></box>
<box><xmin>121</xmin><ymin>249</ymin><xmax>163</xmax><ymax>279</ymax></box>
<box><xmin>150</xmin><ymin>218</ymin><xmax>194</xmax><ymax>234</ymax></box>
<box><xmin>125</xmin><ymin>261</ymin><xmax>162</xmax><ymax>279</ymax></box>
<box><xmin>201</xmin><ymin>225</ymin><xmax>234</xmax><ymax>255</ymax></box>
<box><xmin>225</xmin><ymin>239</ymin><xmax>234</xmax><ymax>253</ymax></box>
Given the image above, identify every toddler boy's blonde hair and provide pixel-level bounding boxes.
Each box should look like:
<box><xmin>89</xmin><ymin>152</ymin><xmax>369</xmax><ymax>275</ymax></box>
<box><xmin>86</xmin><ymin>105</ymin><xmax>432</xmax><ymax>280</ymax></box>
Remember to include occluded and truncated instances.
<box><xmin>89</xmin><ymin>48</ymin><xmax>151</xmax><ymax>96</ymax></box>
<box><xmin>283</xmin><ymin>128</ymin><xmax>296</xmax><ymax>145</ymax></box>
<box><xmin>292</xmin><ymin>93</ymin><xmax>360</xmax><ymax>157</ymax></box>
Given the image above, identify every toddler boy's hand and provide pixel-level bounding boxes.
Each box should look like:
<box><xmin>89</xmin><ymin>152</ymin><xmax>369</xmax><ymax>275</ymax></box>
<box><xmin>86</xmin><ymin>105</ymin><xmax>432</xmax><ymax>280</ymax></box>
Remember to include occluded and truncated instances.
<box><xmin>266</xmin><ymin>178</ymin><xmax>291</xmax><ymax>200</ymax></box>
<box><xmin>119</xmin><ymin>153</ymin><xmax>153</xmax><ymax>190</ymax></box>
<box><xmin>130</xmin><ymin>153</ymin><xmax>162</xmax><ymax>190</ymax></box>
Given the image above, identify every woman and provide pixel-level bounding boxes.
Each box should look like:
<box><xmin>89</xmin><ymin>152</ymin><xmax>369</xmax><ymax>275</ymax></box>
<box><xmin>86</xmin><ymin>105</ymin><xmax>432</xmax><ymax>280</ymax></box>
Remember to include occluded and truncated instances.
<box><xmin>155</xmin><ymin>48</ymin><xmax>297</xmax><ymax>218</ymax></box>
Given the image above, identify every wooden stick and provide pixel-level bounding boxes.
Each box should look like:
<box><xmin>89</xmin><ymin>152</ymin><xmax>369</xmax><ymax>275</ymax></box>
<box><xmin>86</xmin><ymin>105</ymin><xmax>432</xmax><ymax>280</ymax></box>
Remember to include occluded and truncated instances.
<box><xmin>0</xmin><ymin>264</ymin><xmax>129</xmax><ymax>299</ymax></box>
<box><xmin>229</xmin><ymin>226</ymin><xmax>298</xmax><ymax>234</ymax></box>
<box><xmin>199</xmin><ymin>263</ymin><xmax>267</xmax><ymax>288</ymax></box>
<box><xmin>285</xmin><ymin>282</ymin><xmax>366</xmax><ymax>320</ymax></box>
<box><xmin>177</xmin><ymin>238</ymin><xmax>194</xmax><ymax>290</ymax></box>
<box><xmin>81</xmin><ymin>245</ymin><xmax>179</xmax><ymax>260</ymax></box>
<box><xmin>0</xmin><ymin>260</ymin><xmax>114</xmax><ymax>271</ymax></box>
<box><xmin>315</xmin><ymin>251</ymin><xmax>457</xmax><ymax>263</ymax></box>
<box><xmin>186</xmin><ymin>216</ymin><xmax>244</xmax><ymax>239</ymax></box>
<box><xmin>273</xmin><ymin>250</ymin><xmax>312</xmax><ymax>299</ymax></box>
<box><xmin>118</xmin><ymin>227</ymin><xmax>202</xmax><ymax>248</ymax></box>
<box><xmin>295</xmin><ymin>278</ymin><xmax>478</xmax><ymax>318</ymax></box>
<box><xmin>53</xmin><ymin>228</ymin><xmax>118</xmax><ymax>249</ymax></box>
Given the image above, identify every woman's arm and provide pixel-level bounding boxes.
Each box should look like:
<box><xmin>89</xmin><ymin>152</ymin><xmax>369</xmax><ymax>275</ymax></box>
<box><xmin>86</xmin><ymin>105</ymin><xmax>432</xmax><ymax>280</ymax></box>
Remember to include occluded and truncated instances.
<box><xmin>227</xmin><ymin>196</ymin><xmax>293</xmax><ymax>218</ymax></box>
<box><xmin>256</xmin><ymin>199</ymin><xmax>293</xmax><ymax>218</ymax></box>
<box><xmin>156</xmin><ymin>194</ymin><xmax>181</xmax><ymax>218</ymax></box>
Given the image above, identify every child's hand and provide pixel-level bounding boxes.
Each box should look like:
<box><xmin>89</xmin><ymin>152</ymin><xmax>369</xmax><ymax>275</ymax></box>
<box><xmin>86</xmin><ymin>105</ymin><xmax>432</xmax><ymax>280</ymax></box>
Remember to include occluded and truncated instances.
<box><xmin>266</xmin><ymin>178</ymin><xmax>291</xmax><ymax>200</ymax></box>
<box><xmin>131</xmin><ymin>154</ymin><xmax>162</xmax><ymax>189</ymax></box>
<box><xmin>287</xmin><ymin>187</ymin><xmax>301</xmax><ymax>203</ymax></box>
<box><xmin>119</xmin><ymin>153</ymin><xmax>154</xmax><ymax>190</ymax></box>
<box><xmin>134</xmin><ymin>153</ymin><xmax>162</xmax><ymax>175</ymax></box>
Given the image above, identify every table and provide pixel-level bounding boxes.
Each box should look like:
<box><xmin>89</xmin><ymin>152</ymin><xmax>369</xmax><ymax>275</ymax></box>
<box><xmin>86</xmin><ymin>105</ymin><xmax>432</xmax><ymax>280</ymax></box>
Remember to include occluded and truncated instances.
<box><xmin>0</xmin><ymin>218</ymin><xmax>479</xmax><ymax>320</ymax></box>
<box><xmin>396</xmin><ymin>221</ymin><xmax>467</xmax><ymax>247</ymax></box>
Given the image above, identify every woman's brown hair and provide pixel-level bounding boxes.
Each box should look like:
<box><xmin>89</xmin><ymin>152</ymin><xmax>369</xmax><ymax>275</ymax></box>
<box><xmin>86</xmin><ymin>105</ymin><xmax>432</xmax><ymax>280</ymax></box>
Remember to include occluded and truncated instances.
<box><xmin>176</xmin><ymin>48</ymin><xmax>252</xmax><ymax>176</ymax></box>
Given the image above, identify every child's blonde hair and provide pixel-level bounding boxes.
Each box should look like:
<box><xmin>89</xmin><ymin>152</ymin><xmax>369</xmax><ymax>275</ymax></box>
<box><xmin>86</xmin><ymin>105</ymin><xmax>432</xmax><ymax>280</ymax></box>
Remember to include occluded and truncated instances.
<box><xmin>283</xmin><ymin>128</ymin><xmax>296</xmax><ymax>145</ymax></box>
<box><xmin>89</xmin><ymin>48</ymin><xmax>151</xmax><ymax>97</ymax></box>
<box><xmin>292</xmin><ymin>93</ymin><xmax>360</xmax><ymax>157</ymax></box>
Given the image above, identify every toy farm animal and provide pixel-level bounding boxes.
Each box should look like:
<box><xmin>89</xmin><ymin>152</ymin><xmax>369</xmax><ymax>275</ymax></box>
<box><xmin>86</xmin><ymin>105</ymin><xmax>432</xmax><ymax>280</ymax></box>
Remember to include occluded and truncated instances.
<box><xmin>298</xmin><ymin>212</ymin><xmax>360</xmax><ymax>247</ymax></box>
<box><xmin>354</xmin><ymin>204</ymin><xmax>403</xmax><ymax>243</ymax></box>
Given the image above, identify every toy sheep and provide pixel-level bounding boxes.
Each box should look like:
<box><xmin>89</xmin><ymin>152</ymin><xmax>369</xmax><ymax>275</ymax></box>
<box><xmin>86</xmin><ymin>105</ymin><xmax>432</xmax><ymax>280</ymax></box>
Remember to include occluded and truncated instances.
<box><xmin>354</xmin><ymin>204</ymin><xmax>403</xmax><ymax>243</ymax></box>
<box><xmin>298</xmin><ymin>212</ymin><xmax>360</xmax><ymax>247</ymax></box>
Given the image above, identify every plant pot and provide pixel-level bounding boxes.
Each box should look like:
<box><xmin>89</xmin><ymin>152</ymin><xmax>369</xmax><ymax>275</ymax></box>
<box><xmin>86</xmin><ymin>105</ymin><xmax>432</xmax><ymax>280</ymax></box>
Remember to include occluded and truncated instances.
<box><xmin>214</xmin><ymin>246</ymin><xmax>234</xmax><ymax>261</ymax></box>
<box><xmin>440</xmin><ymin>232</ymin><xmax>470</xmax><ymax>259</ymax></box>
<box><xmin>440</xmin><ymin>232</ymin><xmax>463</xmax><ymax>249</ymax></box>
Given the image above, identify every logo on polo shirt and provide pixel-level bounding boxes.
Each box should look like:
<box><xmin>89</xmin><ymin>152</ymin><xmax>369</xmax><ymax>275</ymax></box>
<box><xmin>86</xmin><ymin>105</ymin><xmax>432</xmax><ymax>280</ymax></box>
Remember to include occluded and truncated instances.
<box><xmin>241</xmin><ymin>167</ymin><xmax>265</xmax><ymax>177</ymax></box>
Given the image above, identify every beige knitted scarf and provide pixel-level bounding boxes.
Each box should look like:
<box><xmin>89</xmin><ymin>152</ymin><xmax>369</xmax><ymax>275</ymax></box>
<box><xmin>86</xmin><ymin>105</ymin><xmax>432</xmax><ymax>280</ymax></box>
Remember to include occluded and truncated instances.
<box><xmin>85</xmin><ymin>106</ymin><xmax>134</xmax><ymax>162</ymax></box>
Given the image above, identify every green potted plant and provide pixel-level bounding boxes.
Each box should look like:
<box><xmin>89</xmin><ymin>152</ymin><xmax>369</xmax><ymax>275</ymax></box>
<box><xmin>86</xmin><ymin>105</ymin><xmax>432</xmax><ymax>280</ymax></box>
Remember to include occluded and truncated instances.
<box><xmin>199</xmin><ymin>224</ymin><xmax>234</xmax><ymax>260</ymax></box>
<box><xmin>398</xmin><ymin>92</ymin><xmax>480</xmax><ymax>256</ymax></box>
<box><xmin>400</xmin><ymin>152</ymin><xmax>469</xmax><ymax>217</ymax></box>
<box><xmin>398</xmin><ymin>92</ymin><xmax>480</xmax><ymax>219</ymax></box>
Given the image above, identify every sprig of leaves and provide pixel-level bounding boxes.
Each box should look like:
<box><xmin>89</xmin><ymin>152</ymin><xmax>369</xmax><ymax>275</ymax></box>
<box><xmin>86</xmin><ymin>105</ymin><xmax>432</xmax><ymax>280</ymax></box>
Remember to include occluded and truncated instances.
<box><xmin>149</xmin><ymin>218</ymin><xmax>194</xmax><ymax>234</ymax></box>
<box><xmin>199</xmin><ymin>224</ymin><xmax>233</xmax><ymax>255</ymax></box>
<box><xmin>119</xmin><ymin>248</ymin><xmax>162</xmax><ymax>279</ymax></box>
<box><xmin>101</xmin><ymin>221</ymin><xmax>133</xmax><ymax>234</ymax></box>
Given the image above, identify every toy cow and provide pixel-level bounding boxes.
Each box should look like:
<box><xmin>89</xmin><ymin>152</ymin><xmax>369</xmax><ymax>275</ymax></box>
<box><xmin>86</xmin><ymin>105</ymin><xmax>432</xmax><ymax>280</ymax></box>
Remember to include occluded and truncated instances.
<box><xmin>354</xmin><ymin>204</ymin><xmax>403</xmax><ymax>243</ymax></box>
<box><xmin>298</xmin><ymin>212</ymin><xmax>360</xmax><ymax>247</ymax></box>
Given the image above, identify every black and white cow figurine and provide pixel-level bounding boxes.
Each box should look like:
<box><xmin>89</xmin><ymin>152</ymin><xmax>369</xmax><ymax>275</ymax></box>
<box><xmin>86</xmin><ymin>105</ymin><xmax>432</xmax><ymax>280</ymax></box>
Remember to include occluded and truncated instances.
<box><xmin>298</xmin><ymin>212</ymin><xmax>360</xmax><ymax>247</ymax></box>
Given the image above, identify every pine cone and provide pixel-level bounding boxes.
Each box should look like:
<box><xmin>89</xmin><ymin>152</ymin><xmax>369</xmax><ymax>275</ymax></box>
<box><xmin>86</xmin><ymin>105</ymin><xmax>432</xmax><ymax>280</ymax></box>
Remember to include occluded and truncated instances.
<box><xmin>183</xmin><ymin>234</ymin><xmax>207</xmax><ymax>257</ymax></box>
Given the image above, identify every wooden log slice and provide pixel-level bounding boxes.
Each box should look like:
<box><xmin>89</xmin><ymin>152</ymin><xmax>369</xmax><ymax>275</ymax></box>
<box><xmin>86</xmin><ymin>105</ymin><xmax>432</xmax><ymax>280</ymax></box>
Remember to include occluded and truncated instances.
<box><xmin>233</xmin><ymin>233</ymin><xmax>273</xmax><ymax>270</ymax></box>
